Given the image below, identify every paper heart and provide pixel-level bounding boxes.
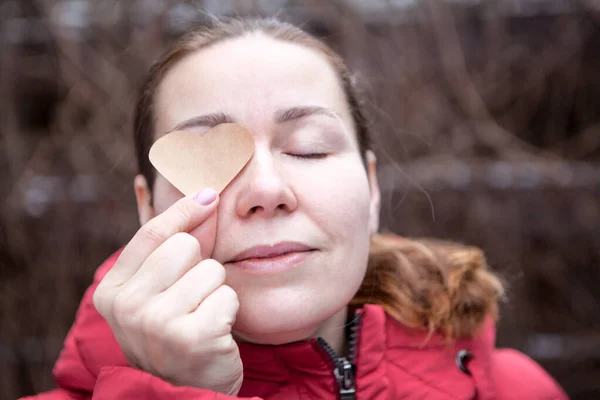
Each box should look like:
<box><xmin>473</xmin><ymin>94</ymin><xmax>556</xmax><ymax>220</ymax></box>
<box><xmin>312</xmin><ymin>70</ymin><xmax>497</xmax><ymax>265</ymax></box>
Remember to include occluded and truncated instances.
<box><xmin>149</xmin><ymin>123</ymin><xmax>255</xmax><ymax>195</ymax></box>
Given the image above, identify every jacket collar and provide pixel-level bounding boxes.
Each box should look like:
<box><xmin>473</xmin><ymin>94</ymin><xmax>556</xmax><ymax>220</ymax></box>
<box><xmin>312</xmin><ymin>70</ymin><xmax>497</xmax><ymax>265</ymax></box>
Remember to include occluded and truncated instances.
<box><xmin>235</xmin><ymin>304</ymin><xmax>388</xmax><ymax>397</ymax></box>
<box><xmin>236</xmin><ymin>303</ymin><xmax>496</xmax><ymax>374</ymax></box>
<box><xmin>237</xmin><ymin>305</ymin><xmax>387</xmax><ymax>382</ymax></box>
<box><xmin>235</xmin><ymin>304</ymin><xmax>497</xmax><ymax>399</ymax></box>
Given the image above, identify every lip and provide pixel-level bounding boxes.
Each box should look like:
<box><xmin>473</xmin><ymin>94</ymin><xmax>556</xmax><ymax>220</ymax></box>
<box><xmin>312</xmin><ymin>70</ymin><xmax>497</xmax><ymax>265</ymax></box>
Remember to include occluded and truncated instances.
<box><xmin>230</xmin><ymin>242</ymin><xmax>314</xmax><ymax>262</ymax></box>
<box><xmin>227</xmin><ymin>242</ymin><xmax>317</xmax><ymax>273</ymax></box>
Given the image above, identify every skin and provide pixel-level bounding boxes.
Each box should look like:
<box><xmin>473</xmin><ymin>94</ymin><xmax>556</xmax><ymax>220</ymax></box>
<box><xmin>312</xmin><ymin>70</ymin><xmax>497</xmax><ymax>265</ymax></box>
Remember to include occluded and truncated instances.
<box><xmin>96</xmin><ymin>32</ymin><xmax>380</xmax><ymax>394</ymax></box>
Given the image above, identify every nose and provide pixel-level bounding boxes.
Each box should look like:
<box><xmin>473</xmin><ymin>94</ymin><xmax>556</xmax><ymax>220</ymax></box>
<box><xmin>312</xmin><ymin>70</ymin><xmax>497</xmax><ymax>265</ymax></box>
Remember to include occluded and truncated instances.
<box><xmin>234</xmin><ymin>148</ymin><xmax>298</xmax><ymax>218</ymax></box>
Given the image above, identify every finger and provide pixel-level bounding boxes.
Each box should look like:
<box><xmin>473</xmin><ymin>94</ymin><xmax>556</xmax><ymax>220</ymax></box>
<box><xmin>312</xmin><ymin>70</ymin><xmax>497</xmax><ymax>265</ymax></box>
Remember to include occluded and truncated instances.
<box><xmin>188</xmin><ymin>209</ymin><xmax>218</xmax><ymax>260</ymax></box>
<box><xmin>143</xmin><ymin>260</ymin><xmax>226</xmax><ymax>325</ymax></box>
<box><xmin>103</xmin><ymin>188</ymin><xmax>218</xmax><ymax>287</ymax></box>
<box><xmin>187</xmin><ymin>284</ymin><xmax>239</xmax><ymax>336</ymax></box>
<box><xmin>120</xmin><ymin>232</ymin><xmax>203</xmax><ymax>298</ymax></box>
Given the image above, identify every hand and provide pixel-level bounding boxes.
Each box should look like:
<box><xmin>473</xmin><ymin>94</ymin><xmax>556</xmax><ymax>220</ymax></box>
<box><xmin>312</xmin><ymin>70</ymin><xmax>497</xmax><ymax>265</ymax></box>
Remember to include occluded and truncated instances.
<box><xmin>93</xmin><ymin>190</ymin><xmax>243</xmax><ymax>395</ymax></box>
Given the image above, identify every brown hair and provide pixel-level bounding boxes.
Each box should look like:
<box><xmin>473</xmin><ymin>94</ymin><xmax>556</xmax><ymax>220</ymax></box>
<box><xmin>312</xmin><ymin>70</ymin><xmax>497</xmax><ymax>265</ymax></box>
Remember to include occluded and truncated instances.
<box><xmin>133</xmin><ymin>17</ymin><xmax>504</xmax><ymax>339</ymax></box>
<box><xmin>352</xmin><ymin>234</ymin><xmax>504</xmax><ymax>339</ymax></box>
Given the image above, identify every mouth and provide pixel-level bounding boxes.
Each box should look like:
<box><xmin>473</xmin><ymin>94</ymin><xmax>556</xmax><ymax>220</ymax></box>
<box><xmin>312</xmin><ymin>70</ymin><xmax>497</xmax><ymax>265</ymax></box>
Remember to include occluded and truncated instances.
<box><xmin>227</xmin><ymin>242</ymin><xmax>317</xmax><ymax>273</ymax></box>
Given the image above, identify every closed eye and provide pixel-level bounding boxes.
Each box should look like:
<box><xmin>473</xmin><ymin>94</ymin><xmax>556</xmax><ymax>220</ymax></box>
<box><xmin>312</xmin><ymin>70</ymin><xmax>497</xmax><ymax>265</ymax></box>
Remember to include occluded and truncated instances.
<box><xmin>286</xmin><ymin>153</ymin><xmax>329</xmax><ymax>160</ymax></box>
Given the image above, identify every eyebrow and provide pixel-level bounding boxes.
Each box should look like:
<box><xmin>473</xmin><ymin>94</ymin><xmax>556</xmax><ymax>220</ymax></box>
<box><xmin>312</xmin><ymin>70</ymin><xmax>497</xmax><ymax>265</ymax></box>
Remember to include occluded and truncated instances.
<box><xmin>171</xmin><ymin>112</ymin><xmax>234</xmax><ymax>131</ymax></box>
<box><xmin>274</xmin><ymin>105</ymin><xmax>338</xmax><ymax>123</ymax></box>
<box><xmin>170</xmin><ymin>106</ymin><xmax>339</xmax><ymax>132</ymax></box>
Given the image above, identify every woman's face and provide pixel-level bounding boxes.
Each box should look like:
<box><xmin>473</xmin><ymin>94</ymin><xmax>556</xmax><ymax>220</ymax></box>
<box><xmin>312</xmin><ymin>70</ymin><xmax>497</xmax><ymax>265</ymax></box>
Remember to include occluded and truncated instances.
<box><xmin>136</xmin><ymin>33</ymin><xmax>380</xmax><ymax>344</ymax></box>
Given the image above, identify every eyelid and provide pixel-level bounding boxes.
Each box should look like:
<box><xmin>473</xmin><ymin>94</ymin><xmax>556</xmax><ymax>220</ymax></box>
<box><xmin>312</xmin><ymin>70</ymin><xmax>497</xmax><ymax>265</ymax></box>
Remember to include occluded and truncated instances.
<box><xmin>286</xmin><ymin>152</ymin><xmax>330</xmax><ymax>160</ymax></box>
<box><xmin>278</xmin><ymin>122</ymin><xmax>351</xmax><ymax>158</ymax></box>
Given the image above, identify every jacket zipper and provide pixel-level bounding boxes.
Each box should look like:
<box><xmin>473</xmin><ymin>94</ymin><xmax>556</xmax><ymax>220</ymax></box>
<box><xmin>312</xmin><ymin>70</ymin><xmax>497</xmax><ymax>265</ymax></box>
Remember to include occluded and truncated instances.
<box><xmin>316</xmin><ymin>311</ymin><xmax>362</xmax><ymax>400</ymax></box>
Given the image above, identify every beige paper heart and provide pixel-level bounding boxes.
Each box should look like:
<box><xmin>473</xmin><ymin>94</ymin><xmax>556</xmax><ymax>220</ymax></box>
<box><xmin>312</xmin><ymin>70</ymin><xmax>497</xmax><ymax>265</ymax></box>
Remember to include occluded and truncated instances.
<box><xmin>149</xmin><ymin>123</ymin><xmax>255</xmax><ymax>195</ymax></box>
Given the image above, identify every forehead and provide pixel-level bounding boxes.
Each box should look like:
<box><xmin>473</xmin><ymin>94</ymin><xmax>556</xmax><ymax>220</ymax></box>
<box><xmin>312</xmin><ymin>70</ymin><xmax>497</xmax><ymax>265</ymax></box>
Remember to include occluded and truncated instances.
<box><xmin>154</xmin><ymin>33</ymin><xmax>352</xmax><ymax>136</ymax></box>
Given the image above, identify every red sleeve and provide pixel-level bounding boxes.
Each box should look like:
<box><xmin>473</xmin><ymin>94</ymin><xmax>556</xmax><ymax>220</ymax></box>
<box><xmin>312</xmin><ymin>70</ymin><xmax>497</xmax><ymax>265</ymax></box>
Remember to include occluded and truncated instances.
<box><xmin>20</xmin><ymin>367</ymin><xmax>261</xmax><ymax>400</ymax></box>
<box><xmin>93</xmin><ymin>366</ymin><xmax>261</xmax><ymax>400</ymax></box>
<box><xmin>19</xmin><ymin>389</ymin><xmax>88</xmax><ymax>400</ymax></box>
<box><xmin>20</xmin><ymin>250</ymin><xmax>261</xmax><ymax>400</ymax></box>
<box><xmin>492</xmin><ymin>349</ymin><xmax>569</xmax><ymax>400</ymax></box>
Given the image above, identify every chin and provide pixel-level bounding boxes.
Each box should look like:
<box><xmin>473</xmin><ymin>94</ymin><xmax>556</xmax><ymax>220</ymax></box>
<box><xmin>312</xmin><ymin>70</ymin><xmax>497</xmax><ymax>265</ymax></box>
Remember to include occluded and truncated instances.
<box><xmin>231</xmin><ymin>290</ymin><xmax>347</xmax><ymax>345</ymax></box>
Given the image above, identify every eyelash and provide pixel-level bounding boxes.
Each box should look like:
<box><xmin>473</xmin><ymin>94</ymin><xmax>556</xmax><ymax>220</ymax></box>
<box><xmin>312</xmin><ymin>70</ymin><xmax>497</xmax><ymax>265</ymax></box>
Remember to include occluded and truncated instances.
<box><xmin>287</xmin><ymin>153</ymin><xmax>329</xmax><ymax>160</ymax></box>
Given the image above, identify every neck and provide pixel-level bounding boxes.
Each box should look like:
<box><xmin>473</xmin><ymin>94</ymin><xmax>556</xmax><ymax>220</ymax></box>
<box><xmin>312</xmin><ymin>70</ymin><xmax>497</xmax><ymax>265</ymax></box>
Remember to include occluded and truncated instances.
<box><xmin>313</xmin><ymin>306</ymin><xmax>348</xmax><ymax>356</ymax></box>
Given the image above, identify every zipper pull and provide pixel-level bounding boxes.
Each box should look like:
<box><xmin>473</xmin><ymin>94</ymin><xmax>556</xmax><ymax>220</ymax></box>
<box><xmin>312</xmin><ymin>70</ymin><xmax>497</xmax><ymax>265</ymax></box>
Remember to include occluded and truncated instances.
<box><xmin>334</xmin><ymin>358</ymin><xmax>356</xmax><ymax>400</ymax></box>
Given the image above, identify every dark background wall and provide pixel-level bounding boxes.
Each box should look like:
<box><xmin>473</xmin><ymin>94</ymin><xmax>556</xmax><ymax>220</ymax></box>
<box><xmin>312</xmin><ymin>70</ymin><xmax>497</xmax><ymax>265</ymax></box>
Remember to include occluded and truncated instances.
<box><xmin>1</xmin><ymin>0</ymin><xmax>599</xmax><ymax>399</ymax></box>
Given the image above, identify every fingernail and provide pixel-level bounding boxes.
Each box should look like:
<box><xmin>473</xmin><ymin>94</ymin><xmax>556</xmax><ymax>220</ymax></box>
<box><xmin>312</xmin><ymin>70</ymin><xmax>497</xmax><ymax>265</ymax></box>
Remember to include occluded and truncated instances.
<box><xmin>193</xmin><ymin>188</ymin><xmax>217</xmax><ymax>205</ymax></box>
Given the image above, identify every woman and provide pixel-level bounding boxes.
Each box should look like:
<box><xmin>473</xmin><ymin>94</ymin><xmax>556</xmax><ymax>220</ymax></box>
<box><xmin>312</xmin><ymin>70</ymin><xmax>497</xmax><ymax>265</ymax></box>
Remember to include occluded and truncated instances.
<box><xmin>24</xmin><ymin>18</ymin><xmax>568</xmax><ymax>400</ymax></box>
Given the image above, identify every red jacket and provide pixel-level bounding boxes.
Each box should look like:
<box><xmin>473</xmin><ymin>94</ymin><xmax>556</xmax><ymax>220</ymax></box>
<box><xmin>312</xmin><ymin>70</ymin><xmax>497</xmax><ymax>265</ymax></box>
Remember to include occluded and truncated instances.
<box><xmin>22</xmin><ymin>251</ymin><xmax>568</xmax><ymax>400</ymax></box>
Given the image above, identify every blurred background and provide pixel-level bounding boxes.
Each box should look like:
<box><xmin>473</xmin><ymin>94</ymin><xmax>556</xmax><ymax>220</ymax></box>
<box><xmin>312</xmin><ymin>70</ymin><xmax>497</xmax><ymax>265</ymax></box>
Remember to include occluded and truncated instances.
<box><xmin>1</xmin><ymin>0</ymin><xmax>599</xmax><ymax>398</ymax></box>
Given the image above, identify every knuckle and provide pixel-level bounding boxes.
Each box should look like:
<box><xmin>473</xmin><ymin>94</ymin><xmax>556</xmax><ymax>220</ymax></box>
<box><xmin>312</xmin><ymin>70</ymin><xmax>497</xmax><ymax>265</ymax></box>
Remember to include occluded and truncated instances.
<box><xmin>171</xmin><ymin>232</ymin><xmax>201</xmax><ymax>258</ymax></box>
<box><xmin>112</xmin><ymin>290</ymin><xmax>141</xmax><ymax>326</ymax></box>
<box><xmin>211</xmin><ymin>334</ymin><xmax>236</xmax><ymax>355</ymax></box>
<box><xmin>92</xmin><ymin>286</ymin><xmax>108</xmax><ymax>315</ymax></box>
<box><xmin>174</xmin><ymin>201</ymin><xmax>195</xmax><ymax>229</ymax></box>
<box><xmin>219</xmin><ymin>285</ymin><xmax>240</xmax><ymax>322</ymax></box>
<box><xmin>205</xmin><ymin>285</ymin><xmax>239</xmax><ymax>328</ymax></box>
<box><xmin>139</xmin><ymin>220</ymin><xmax>168</xmax><ymax>246</ymax></box>
<box><xmin>199</xmin><ymin>259</ymin><xmax>226</xmax><ymax>284</ymax></box>
<box><xmin>218</xmin><ymin>285</ymin><xmax>239</xmax><ymax>304</ymax></box>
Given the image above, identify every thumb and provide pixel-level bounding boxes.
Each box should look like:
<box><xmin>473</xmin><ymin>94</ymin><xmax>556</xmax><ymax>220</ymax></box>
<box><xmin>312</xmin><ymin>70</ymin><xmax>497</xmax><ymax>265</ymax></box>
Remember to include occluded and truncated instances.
<box><xmin>188</xmin><ymin>208</ymin><xmax>217</xmax><ymax>259</ymax></box>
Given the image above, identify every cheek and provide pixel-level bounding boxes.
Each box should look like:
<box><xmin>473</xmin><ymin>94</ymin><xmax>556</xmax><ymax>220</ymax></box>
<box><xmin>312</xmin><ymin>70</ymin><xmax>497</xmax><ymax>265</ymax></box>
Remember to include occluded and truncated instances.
<box><xmin>292</xmin><ymin>157</ymin><xmax>371</xmax><ymax>236</ymax></box>
<box><xmin>152</xmin><ymin>174</ymin><xmax>185</xmax><ymax>213</ymax></box>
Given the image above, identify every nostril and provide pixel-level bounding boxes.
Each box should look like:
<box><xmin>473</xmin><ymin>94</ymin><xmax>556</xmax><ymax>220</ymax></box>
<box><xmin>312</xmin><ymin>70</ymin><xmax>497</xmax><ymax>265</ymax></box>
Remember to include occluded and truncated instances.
<box><xmin>249</xmin><ymin>206</ymin><xmax>261</xmax><ymax>214</ymax></box>
<box><xmin>246</xmin><ymin>204</ymin><xmax>286</xmax><ymax>216</ymax></box>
